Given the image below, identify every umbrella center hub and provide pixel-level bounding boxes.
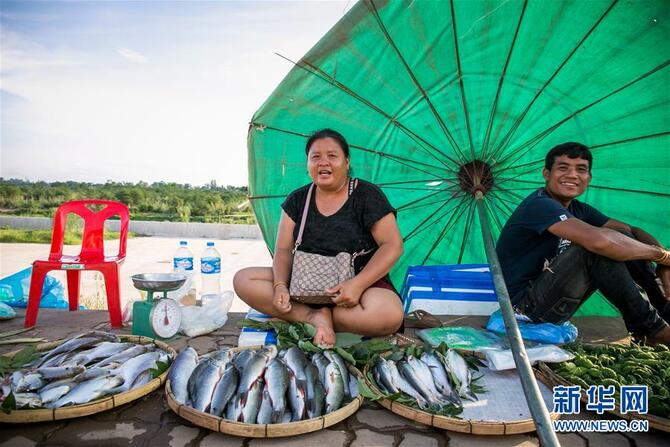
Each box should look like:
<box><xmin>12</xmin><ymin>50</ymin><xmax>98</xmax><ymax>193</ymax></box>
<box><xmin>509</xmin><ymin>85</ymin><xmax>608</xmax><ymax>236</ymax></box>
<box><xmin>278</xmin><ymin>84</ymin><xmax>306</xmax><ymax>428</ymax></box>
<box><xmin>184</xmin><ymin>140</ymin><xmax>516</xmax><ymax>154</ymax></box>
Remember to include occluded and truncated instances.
<box><xmin>458</xmin><ymin>160</ymin><xmax>494</xmax><ymax>195</ymax></box>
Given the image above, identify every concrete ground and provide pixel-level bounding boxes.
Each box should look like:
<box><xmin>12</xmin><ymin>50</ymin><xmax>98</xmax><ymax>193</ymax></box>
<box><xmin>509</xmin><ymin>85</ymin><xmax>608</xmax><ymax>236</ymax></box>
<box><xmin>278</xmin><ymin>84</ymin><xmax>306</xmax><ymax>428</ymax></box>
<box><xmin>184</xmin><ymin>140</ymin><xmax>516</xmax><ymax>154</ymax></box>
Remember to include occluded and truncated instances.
<box><xmin>0</xmin><ymin>237</ymin><xmax>270</xmax><ymax>314</ymax></box>
<box><xmin>0</xmin><ymin>309</ymin><xmax>667</xmax><ymax>447</ymax></box>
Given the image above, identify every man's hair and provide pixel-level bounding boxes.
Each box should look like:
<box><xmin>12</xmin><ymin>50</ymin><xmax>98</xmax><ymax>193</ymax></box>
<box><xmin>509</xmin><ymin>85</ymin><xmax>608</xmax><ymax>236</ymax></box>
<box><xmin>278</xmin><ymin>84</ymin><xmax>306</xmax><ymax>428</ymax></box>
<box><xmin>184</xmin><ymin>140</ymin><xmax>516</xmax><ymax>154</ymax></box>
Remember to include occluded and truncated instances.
<box><xmin>545</xmin><ymin>142</ymin><xmax>592</xmax><ymax>172</ymax></box>
<box><xmin>305</xmin><ymin>128</ymin><xmax>350</xmax><ymax>158</ymax></box>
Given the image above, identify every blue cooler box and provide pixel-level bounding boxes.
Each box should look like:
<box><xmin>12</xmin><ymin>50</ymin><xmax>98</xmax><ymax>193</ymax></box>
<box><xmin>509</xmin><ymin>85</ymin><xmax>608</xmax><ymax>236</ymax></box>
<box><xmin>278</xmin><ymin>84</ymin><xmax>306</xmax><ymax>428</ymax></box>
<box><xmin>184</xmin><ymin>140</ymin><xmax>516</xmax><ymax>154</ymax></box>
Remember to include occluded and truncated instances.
<box><xmin>237</xmin><ymin>308</ymin><xmax>277</xmax><ymax>347</ymax></box>
<box><xmin>401</xmin><ymin>264</ymin><xmax>499</xmax><ymax>316</ymax></box>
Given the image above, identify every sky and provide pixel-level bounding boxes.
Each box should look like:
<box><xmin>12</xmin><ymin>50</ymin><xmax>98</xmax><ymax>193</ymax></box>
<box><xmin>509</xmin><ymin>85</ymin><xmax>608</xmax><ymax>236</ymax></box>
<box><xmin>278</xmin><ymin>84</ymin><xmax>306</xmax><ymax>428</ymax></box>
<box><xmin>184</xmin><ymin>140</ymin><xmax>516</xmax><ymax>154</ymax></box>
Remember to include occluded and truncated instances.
<box><xmin>1</xmin><ymin>0</ymin><xmax>352</xmax><ymax>187</ymax></box>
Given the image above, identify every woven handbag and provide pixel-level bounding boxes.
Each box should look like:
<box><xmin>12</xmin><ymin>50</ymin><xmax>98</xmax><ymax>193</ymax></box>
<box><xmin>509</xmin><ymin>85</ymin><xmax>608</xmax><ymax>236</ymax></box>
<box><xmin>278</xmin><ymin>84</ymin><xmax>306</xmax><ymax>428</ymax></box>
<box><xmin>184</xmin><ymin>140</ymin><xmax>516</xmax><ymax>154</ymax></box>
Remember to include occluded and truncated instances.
<box><xmin>289</xmin><ymin>181</ymin><xmax>370</xmax><ymax>305</ymax></box>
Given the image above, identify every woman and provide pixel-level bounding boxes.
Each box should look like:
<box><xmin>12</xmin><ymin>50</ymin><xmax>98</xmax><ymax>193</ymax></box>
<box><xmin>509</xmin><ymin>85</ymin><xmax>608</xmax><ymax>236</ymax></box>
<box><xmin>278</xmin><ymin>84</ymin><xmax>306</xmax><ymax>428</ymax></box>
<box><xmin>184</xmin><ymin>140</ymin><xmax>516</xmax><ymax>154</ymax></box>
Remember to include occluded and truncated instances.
<box><xmin>234</xmin><ymin>129</ymin><xmax>404</xmax><ymax>346</ymax></box>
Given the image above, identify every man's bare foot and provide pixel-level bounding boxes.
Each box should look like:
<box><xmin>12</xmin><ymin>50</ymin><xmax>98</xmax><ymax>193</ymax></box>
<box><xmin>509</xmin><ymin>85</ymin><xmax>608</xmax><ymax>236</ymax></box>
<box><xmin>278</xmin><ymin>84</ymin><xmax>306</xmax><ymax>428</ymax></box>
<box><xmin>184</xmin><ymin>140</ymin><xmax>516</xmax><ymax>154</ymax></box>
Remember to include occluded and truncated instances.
<box><xmin>306</xmin><ymin>307</ymin><xmax>336</xmax><ymax>347</ymax></box>
<box><xmin>650</xmin><ymin>326</ymin><xmax>670</xmax><ymax>347</ymax></box>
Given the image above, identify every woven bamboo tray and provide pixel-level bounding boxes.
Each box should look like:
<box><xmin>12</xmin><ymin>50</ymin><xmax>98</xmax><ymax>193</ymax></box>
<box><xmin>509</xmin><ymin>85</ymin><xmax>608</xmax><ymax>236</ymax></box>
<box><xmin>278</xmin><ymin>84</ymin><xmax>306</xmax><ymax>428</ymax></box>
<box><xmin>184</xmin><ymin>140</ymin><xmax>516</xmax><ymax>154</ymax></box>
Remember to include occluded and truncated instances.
<box><xmin>166</xmin><ymin>345</ymin><xmax>364</xmax><ymax>437</ymax></box>
<box><xmin>0</xmin><ymin>335</ymin><xmax>175</xmax><ymax>423</ymax></box>
<box><xmin>363</xmin><ymin>355</ymin><xmax>560</xmax><ymax>435</ymax></box>
<box><xmin>536</xmin><ymin>361</ymin><xmax>670</xmax><ymax>433</ymax></box>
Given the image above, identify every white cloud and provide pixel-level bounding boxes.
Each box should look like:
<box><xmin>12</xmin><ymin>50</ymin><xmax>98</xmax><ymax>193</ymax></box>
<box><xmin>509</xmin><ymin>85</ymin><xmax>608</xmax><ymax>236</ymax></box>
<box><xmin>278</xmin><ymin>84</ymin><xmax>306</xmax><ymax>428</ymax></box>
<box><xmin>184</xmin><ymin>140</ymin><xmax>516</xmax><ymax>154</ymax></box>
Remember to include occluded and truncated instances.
<box><xmin>117</xmin><ymin>48</ymin><xmax>149</xmax><ymax>64</ymax></box>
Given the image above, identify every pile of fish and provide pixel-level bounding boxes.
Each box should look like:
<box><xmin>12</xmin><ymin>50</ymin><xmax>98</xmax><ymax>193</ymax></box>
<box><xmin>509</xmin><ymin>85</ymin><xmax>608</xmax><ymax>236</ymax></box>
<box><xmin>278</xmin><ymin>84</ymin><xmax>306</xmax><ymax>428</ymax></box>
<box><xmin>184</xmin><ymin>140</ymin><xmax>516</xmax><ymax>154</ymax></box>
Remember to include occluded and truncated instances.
<box><xmin>169</xmin><ymin>345</ymin><xmax>358</xmax><ymax>424</ymax></box>
<box><xmin>0</xmin><ymin>331</ymin><xmax>171</xmax><ymax>410</ymax></box>
<box><xmin>371</xmin><ymin>348</ymin><xmax>480</xmax><ymax>411</ymax></box>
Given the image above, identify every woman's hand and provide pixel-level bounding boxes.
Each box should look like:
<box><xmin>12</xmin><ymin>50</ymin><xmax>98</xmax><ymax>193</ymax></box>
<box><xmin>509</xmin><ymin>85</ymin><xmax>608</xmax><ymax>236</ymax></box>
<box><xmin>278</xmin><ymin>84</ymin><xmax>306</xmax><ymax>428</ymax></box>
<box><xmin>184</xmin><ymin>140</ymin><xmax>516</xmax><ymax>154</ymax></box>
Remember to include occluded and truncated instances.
<box><xmin>327</xmin><ymin>279</ymin><xmax>364</xmax><ymax>308</ymax></box>
<box><xmin>272</xmin><ymin>285</ymin><xmax>292</xmax><ymax>314</ymax></box>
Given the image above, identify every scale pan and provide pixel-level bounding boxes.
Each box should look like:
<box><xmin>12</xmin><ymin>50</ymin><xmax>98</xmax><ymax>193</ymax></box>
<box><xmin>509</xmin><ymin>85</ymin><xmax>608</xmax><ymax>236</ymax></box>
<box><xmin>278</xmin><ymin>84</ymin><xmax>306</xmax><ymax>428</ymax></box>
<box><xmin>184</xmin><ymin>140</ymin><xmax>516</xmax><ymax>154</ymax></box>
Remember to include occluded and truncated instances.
<box><xmin>131</xmin><ymin>273</ymin><xmax>187</xmax><ymax>292</ymax></box>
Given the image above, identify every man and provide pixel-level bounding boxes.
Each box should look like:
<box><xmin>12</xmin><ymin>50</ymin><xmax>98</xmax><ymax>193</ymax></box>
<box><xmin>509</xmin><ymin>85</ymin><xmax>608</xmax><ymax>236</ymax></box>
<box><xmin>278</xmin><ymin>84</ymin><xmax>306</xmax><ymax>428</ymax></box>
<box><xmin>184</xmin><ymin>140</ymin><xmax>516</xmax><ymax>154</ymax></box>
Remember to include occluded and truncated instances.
<box><xmin>496</xmin><ymin>142</ymin><xmax>670</xmax><ymax>345</ymax></box>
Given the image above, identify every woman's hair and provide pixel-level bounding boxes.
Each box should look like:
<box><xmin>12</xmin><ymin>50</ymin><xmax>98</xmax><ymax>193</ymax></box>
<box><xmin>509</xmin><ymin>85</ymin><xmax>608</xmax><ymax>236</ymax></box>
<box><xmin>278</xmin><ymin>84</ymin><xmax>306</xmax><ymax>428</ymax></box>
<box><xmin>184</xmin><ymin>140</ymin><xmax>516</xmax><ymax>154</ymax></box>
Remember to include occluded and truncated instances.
<box><xmin>304</xmin><ymin>128</ymin><xmax>350</xmax><ymax>158</ymax></box>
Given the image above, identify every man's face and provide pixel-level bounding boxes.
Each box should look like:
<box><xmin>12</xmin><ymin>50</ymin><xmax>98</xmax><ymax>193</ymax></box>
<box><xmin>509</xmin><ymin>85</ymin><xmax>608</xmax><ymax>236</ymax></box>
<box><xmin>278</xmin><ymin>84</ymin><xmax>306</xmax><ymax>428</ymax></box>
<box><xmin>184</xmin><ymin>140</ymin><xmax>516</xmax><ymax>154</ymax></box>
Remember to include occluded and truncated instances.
<box><xmin>542</xmin><ymin>155</ymin><xmax>591</xmax><ymax>205</ymax></box>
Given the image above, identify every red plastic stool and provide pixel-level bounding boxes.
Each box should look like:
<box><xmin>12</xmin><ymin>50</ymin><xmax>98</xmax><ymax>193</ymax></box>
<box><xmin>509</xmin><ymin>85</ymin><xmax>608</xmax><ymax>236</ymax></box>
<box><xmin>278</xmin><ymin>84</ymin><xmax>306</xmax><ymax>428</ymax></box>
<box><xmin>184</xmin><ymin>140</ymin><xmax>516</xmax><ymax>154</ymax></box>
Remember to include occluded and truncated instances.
<box><xmin>24</xmin><ymin>200</ymin><xmax>129</xmax><ymax>328</ymax></box>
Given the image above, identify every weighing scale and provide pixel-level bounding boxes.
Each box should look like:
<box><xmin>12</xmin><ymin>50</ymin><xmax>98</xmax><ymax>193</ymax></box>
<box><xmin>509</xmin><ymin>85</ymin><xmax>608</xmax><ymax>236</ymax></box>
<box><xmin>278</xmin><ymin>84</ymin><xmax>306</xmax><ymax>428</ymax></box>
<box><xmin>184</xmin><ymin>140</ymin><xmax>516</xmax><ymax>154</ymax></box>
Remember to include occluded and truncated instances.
<box><xmin>131</xmin><ymin>273</ymin><xmax>186</xmax><ymax>339</ymax></box>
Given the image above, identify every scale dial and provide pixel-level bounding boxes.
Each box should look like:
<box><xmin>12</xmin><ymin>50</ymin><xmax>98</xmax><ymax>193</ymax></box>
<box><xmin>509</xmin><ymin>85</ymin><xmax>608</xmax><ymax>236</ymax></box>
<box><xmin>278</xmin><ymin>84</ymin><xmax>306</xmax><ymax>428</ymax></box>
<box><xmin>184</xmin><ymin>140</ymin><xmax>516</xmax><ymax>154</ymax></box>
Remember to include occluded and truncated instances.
<box><xmin>149</xmin><ymin>298</ymin><xmax>182</xmax><ymax>338</ymax></box>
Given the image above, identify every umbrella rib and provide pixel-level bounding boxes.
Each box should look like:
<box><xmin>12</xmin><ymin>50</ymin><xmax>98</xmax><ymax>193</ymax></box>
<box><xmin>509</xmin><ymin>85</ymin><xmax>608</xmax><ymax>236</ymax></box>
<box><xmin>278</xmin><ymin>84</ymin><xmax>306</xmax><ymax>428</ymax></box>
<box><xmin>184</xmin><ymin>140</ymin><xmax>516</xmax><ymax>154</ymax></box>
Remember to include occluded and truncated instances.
<box><xmin>396</xmin><ymin>185</ymin><xmax>460</xmax><ymax>212</ymax></box>
<box><xmin>499</xmin><ymin>178</ymin><xmax>670</xmax><ymax>198</ymax></box>
<box><xmin>457</xmin><ymin>201</ymin><xmax>476</xmax><ymax>264</ymax></box>
<box><xmin>493</xmin><ymin>131</ymin><xmax>670</xmax><ymax>176</ymax></box>
<box><xmin>480</xmin><ymin>0</ymin><xmax>528</xmax><ymax>162</ymax></box>
<box><xmin>483</xmin><ymin>196</ymin><xmax>506</xmax><ymax>235</ymax></box>
<box><xmin>376</xmin><ymin>178</ymin><xmax>454</xmax><ymax>187</ymax></box>
<box><xmin>274</xmin><ymin>53</ymin><xmax>462</xmax><ymax>171</ymax></box>
<box><xmin>402</xmin><ymin>193</ymin><xmax>466</xmax><ymax>242</ymax></box>
<box><xmin>449</xmin><ymin>0</ymin><xmax>476</xmax><ymax>162</ymax></box>
<box><xmin>493</xmin><ymin>60</ymin><xmax>670</xmax><ymax>170</ymax></box>
<box><xmin>485</xmin><ymin>0</ymin><xmax>619</xmax><ymax>164</ymax></box>
<box><xmin>420</xmin><ymin>197</ymin><xmax>472</xmax><ymax>265</ymax></box>
<box><xmin>367</xmin><ymin>0</ymin><xmax>469</xmax><ymax>164</ymax></box>
<box><xmin>249</xmin><ymin>122</ymin><xmax>451</xmax><ymax>178</ymax></box>
<box><xmin>248</xmin><ymin>194</ymin><xmax>287</xmax><ymax>200</ymax></box>
<box><xmin>487</xmin><ymin>189</ymin><xmax>518</xmax><ymax>216</ymax></box>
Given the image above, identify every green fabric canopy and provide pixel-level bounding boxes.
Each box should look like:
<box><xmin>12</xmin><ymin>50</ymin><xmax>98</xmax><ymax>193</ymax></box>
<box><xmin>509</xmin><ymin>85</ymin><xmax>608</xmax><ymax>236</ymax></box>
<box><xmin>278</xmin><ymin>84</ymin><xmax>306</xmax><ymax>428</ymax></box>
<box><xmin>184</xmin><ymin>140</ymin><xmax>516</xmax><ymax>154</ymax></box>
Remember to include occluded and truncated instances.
<box><xmin>247</xmin><ymin>0</ymin><xmax>669</xmax><ymax>317</ymax></box>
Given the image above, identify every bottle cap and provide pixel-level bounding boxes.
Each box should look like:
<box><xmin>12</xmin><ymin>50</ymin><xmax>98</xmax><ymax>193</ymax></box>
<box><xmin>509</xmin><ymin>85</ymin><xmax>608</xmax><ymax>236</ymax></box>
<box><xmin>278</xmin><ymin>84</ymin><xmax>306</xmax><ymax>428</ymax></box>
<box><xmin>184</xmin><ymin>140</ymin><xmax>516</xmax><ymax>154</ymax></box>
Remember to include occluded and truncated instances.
<box><xmin>207</xmin><ymin>241</ymin><xmax>214</xmax><ymax>247</ymax></box>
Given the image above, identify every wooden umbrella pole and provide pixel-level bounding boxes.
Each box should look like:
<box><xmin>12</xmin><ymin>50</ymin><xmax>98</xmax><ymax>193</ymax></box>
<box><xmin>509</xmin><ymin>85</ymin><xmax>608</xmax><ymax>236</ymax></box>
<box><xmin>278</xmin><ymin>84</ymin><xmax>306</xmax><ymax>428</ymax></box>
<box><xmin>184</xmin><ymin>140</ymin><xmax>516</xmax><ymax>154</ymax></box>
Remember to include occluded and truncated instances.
<box><xmin>474</xmin><ymin>192</ymin><xmax>560</xmax><ymax>447</ymax></box>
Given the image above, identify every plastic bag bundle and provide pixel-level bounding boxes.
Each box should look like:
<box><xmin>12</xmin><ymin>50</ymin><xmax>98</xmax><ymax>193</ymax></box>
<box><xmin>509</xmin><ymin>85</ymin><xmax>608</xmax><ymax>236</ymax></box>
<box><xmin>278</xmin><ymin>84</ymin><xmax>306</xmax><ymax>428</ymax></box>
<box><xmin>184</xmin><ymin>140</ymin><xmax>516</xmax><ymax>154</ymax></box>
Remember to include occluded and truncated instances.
<box><xmin>486</xmin><ymin>310</ymin><xmax>578</xmax><ymax>344</ymax></box>
<box><xmin>485</xmin><ymin>345</ymin><xmax>575</xmax><ymax>371</ymax></box>
<box><xmin>179</xmin><ymin>290</ymin><xmax>234</xmax><ymax>337</ymax></box>
<box><xmin>0</xmin><ymin>302</ymin><xmax>16</xmax><ymax>320</ymax></box>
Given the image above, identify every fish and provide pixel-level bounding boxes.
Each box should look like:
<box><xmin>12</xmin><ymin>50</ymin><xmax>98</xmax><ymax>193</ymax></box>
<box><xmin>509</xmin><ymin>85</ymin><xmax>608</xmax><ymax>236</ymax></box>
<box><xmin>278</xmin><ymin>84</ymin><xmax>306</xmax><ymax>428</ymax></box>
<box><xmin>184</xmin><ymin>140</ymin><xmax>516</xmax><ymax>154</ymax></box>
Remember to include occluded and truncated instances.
<box><xmin>348</xmin><ymin>374</ymin><xmax>359</xmax><ymax>398</ymax></box>
<box><xmin>240</xmin><ymin>377</ymin><xmax>264</xmax><ymax>424</ymax></box>
<box><xmin>209</xmin><ymin>362</ymin><xmax>239</xmax><ymax>417</ymax></box>
<box><xmin>323</xmin><ymin>362</ymin><xmax>344</xmax><ymax>414</ymax></box>
<box><xmin>226</xmin><ymin>394</ymin><xmax>243</xmax><ymax>421</ymax></box>
<box><xmin>323</xmin><ymin>350</ymin><xmax>350</xmax><ymax>398</ymax></box>
<box><xmin>264</xmin><ymin>358</ymin><xmax>290</xmax><ymax>423</ymax></box>
<box><xmin>398</xmin><ymin>358</ymin><xmax>445</xmax><ymax>406</ymax></box>
<box><xmin>281</xmin><ymin>347</ymin><xmax>309</xmax><ymax>402</ymax></box>
<box><xmin>209</xmin><ymin>348</ymin><xmax>234</xmax><ymax>363</ymax></box>
<box><xmin>232</xmin><ymin>349</ymin><xmax>254</xmax><ymax>374</ymax></box>
<box><xmin>304</xmin><ymin>363</ymin><xmax>323</xmax><ymax>418</ymax></box>
<box><xmin>49</xmin><ymin>375</ymin><xmax>123</xmax><ymax>408</ymax></box>
<box><xmin>69</xmin><ymin>342</ymin><xmax>133</xmax><ymax>366</ymax></box>
<box><xmin>14</xmin><ymin>393</ymin><xmax>42</xmax><ymax>409</ymax></box>
<box><xmin>408</xmin><ymin>355</ymin><xmax>450</xmax><ymax>404</ymax></box>
<box><xmin>108</xmin><ymin>351</ymin><xmax>161</xmax><ymax>394</ymax></box>
<box><xmin>286</xmin><ymin>367</ymin><xmax>307</xmax><ymax>421</ymax></box>
<box><xmin>39</xmin><ymin>352</ymin><xmax>71</xmax><ymax>368</ymax></box>
<box><xmin>39</xmin><ymin>380</ymin><xmax>77</xmax><ymax>405</ymax></box>
<box><xmin>15</xmin><ymin>372</ymin><xmax>45</xmax><ymax>393</ymax></box>
<box><xmin>94</xmin><ymin>344</ymin><xmax>154</xmax><ymax>368</ymax></box>
<box><xmin>444</xmin><ymin>349</ymin><xmax>477</xmax><ymax>401</ymax></box>
<box><xmin>420</xmin><ymin>352</ymin><xmax>461</xmax><ymax>405</ymax></box>
<box><xmin>259</xmin><ymin>345</ymin><xmax>278</xmax><ymax>361</ymax></box>
<box><xmin>168</xmin><ymin>347</ymin><xmax>199</xmax><ymax>404</ymax></box>
<box><xmin>311</xmin><ymin>352</ymin><xmax>330</xmax><ymax>385</ymax></box>
<box><xmin>35</xmin><ymin>331</ymin><xmax>119</xmax><ymax>367</ymax></box>
<box><xmin>256</xmin><ymin>384</ymin><xmax>273</xmax><ymax>424</ymax></box>
<box><xmin>373</xmin><ymin>357</ymin><xmax>398</xmax><ymax>394</ymax></box>
<box><xmin>280</xmin><ymin>410</ymin><xmax>293</xmax><ymax>423</ymax></box>
<box><xmin>387</xmin><ymin>359</ymin><xmax>429</xmax><ymax>409</ymax></box>
<box><xmin>188</xmin><ymin>357</ymin><xmax>225</xmax><ymax>412</ymax></box>
<box><xmin>131</xmin><ymin>370</ymin><xmax>152</xmax><ymax>390</ymax></box>
<box><xmin>74</xmin><ymin>366</ymin><xmax>117</xmax><ymax>382</ymax></box>
<box><xmin>35</xmin><ymin>365</ymin><xmax>86</xmax><ymax>381</ymax></box>
<box><xmin>237</xmin><ymin>351</ymin><xmax>270</xmax><ymax>403</ymax></box>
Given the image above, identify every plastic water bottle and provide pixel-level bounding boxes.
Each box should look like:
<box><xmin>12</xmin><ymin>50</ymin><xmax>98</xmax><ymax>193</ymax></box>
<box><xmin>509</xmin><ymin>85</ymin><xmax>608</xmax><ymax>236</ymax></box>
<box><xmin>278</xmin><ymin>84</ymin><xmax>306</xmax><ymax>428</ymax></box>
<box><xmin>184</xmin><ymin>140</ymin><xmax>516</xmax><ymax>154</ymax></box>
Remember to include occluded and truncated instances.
<box><xmin>173</xmin><ymin>241</ymin><xmax>194</xmax><ymax>277</ymax></box>
<box><xmin>201</xmin><ymin>241</ymin><xmax>221</xmax><ymax>297</ymax></box>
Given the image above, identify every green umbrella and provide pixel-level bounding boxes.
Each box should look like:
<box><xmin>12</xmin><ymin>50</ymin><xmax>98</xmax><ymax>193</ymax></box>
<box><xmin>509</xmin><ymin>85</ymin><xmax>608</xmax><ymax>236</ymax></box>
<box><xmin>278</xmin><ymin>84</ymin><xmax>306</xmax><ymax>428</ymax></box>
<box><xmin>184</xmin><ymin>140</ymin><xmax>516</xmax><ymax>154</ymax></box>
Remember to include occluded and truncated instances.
<box><xmin>248</xmin><ymin>0</ymin><xmax>669</xmax><ymax>318</ymax></box>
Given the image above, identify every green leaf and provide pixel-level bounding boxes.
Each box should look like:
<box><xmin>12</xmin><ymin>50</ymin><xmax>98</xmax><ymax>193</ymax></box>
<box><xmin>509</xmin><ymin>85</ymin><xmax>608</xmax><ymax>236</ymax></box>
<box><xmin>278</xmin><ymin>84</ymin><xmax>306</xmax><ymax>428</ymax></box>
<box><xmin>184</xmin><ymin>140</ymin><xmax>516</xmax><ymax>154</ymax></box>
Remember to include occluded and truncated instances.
<box><xmin>298</xmin><ymin>340</ymin><xmax>320</xmax><ymax>353</ymax></box>
<box><xmin>288</xmin><ymin>325</ymin><xmax>301</xmax><ymax>341</ymax></box>
<box><xmin>334</xmin><ymin>347</ymin><xmax>356</xmax><ymax>366</ymax></box>
<box><xmin>357</xmin><ymin>378</ymin><xmax>381</xmax><ymax>400</ymax></box>
<box><xmin>1</xmin><ymin>392</ymin><xmax>16</xmax><ymax>414</ymax></box>
<box><xmin>302</xmin><ymin>323</ymin><xmax>317</xmax><ymax>338</ymax></box>
<box><xmin>150</xmin><ymin>360</ymin><xmax>169</xmax><ymax>379</ymax></box>
<box><xmin>11</xmin><ymin>345</ymin><xmax>38</xmax><ymax>367</ymax></box>
<box><xmin>388</xmin><ymin>351</ymin><xmax>404</xmax><ymax>362</ymax></box>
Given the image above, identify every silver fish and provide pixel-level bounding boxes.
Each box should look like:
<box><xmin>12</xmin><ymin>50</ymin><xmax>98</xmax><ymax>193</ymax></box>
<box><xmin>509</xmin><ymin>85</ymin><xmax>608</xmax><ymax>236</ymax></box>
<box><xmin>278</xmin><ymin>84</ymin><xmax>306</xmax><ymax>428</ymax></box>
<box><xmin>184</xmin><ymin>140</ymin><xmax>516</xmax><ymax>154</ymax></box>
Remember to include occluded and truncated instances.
<box><xmin>387</xmin><ymin>359</ymin><xmax>428</xmax><ymax>409</ymax></box>
<box><xmin>373</xmin><ymin>358</ymin><xmax>398</xmax><ymax>394</ymax></box>
<box><xmin>421</xmin><ymin>352</ymin><xmax>461</xmax><ymax>405</ymax></box>
<box><xmin>74</xmin><ymin>366</ymin><xmax>116</xmax><ymax>382</ymax></box>
<box><xmin>209</xmin><ymin>362</ymin><xmax>239</xmax><ymax>417</ymax></box>
<box><xmin>349</xmin><ymin>374</ymin><xmax>359</xmax><ymax>398</ymax></box>
<box><xmin>233</xmin><ymin>350</ymin><xmax>254</xmax><ymax>374</ymax></box>
<box><xmin>40</xmin><ymin>381</ymin><xmax>77</xmax><ymax>405</ymax></box>
<box><xmin>259</xmin><ymin>345</ymin><xmax>278</xmax><ymax>361</ymax></box>
<box><xmin>69</xmin><ymin>342</ymin><xmax>133</xmax><ymax>366</ymax></box>
<box><xmin>40</xmin><ymin>352</ymin><xmax>71</xmax><ymax>368</ymax></box>
<box><xmin>286</xmin><ymin>367</ymin><xmax>306</xmax><ymax>421</ymax></box>
<box><xmin>256</xmin><ymin>384</ymin><xmax>273</xmax><ymax>424</ymax></box>
<box><xmin>305</xmin><ymin>363</ymin><xmax>323</xmax><ymax>418</ymax></box>
<box><xmin>444</xmin><ymin>349</ymin><xmax>476</xmax><ymax>401</ymax></box>
<box><xmin>94</xmin><ymin>344</ymin><xmax>154</xmax><ymax>368</ymax></box>
<box><xmin>131</xmin><ymin>370</ymin><xmax>152</xmax><ymax>390</ymax></box>
<box><xmin>109</xmin><ymin>351</ymin><xmax>161</xmax><ymax>393</ymax></box>
<box><xmin>36</xmin><ymin>331</ymin><xmax>118</xmax><ymax>367</ymax></box>
<box><xmin>190</xmin><ymin>358</ymin><xmax>225</xmax><ymax>412</ymax></box>
<box><xmin>280</xmin><ymin>410</ymin><xmax>293</xmax><ymax>423</ymax></box>
<box><xmin>35</xmin><ymin>365</ymin><xmax>86</xmax><ymax>380</ymax></box>
<box><xmin>398</xmin><ymin>358</ymin><xmax>444</xmax><ymax>406</ymax></box>
<box><xmin>49</xmin><ymin>375</ymin><xmax>123</xmax><ymax>408</ymax></box>
<box><xmin>324</xmin><ymin>350</ymin><xmax>350</xmax><ymax>398</ymax></box>
<box><xmin>14</xmin><ymin>392</ymin><xmax>42</xmax><ymax>409</ymax></box>
<box><xmin>264</xmin><ymin>358</ymin><xmax>290</xmax><ymax>423</ymax></box>
<box><xmin>15</xmin><ymin>373</ymin><xmax>45</xmax><ymax>393</ymax></box>
<box><xmin>240</xmin><ymin>377</ymin><xmax>264</xmax><ymax>424</ymax></box>
<box><xmin>168</xmin><ymin>347</ymin><xmax>199</xmax><ymax>404</ymax></box>
<box><xmin>407</xmin><ymin>355</ymin><xmax>449</xmax><ymax>405</ymax></box>
<box><xmin>209</xmin><ymin>348</ymin><xmax>234</xmax><ymax>363</ymax></box>
<box><xmin>225</xmin><ymin>394</ymin><xmax>243</xmax><ymax>421</ymax></box>
<box><xmin>323</xmin><ymin>362</ymin><xmax>344</xmax><ymax>414</ymax></box>
<box><xmin>237</xmin><ymin>351</ymin><xmax>269</xmax><ymax>403</ymax></box>
<box><xmin>311</xmin><ymin>352</ymin><xmax>329</xmax><ymax>385</ymax></box>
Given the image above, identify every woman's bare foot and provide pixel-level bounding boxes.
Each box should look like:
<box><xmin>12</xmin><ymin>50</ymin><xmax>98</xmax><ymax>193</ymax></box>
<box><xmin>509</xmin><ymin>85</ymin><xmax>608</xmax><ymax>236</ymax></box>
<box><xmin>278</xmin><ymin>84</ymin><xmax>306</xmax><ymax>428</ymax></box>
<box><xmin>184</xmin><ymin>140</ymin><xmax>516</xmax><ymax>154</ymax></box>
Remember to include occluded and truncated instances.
<box><xmin>306</xmin><ymin>307</ymin><xmax>336</xmax><ymax>347</ymax></box>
